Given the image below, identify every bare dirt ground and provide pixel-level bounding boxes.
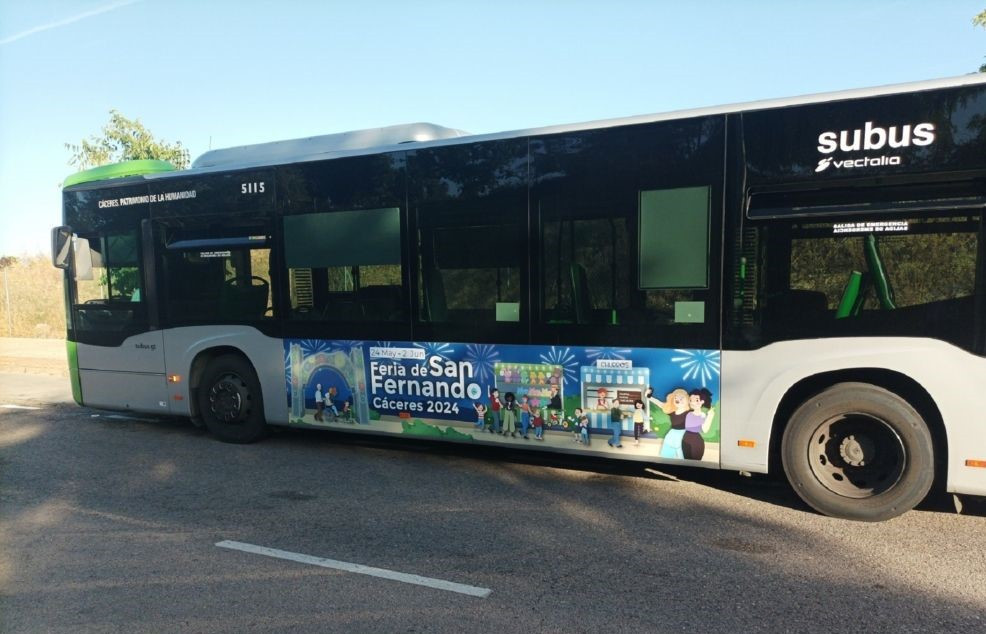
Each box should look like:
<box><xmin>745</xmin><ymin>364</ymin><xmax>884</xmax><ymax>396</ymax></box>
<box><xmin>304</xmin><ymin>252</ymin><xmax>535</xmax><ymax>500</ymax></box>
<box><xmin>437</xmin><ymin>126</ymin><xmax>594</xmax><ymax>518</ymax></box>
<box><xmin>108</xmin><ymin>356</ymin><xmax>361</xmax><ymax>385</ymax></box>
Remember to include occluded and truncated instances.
<box><xmin>0</xmin><ymin>338</ymin><xmax>67</xmax><ymax>377</ymax></box>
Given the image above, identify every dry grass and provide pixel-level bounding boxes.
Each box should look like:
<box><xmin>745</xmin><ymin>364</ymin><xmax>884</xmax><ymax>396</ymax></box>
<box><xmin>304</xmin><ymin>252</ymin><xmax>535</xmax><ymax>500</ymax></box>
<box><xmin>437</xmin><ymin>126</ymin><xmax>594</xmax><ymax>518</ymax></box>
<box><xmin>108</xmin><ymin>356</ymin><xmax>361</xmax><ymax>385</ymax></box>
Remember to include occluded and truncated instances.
<box><xmin>0</xmin><ymin>254</ymin><xmax>66</xmax><ymax>338</ymax></box>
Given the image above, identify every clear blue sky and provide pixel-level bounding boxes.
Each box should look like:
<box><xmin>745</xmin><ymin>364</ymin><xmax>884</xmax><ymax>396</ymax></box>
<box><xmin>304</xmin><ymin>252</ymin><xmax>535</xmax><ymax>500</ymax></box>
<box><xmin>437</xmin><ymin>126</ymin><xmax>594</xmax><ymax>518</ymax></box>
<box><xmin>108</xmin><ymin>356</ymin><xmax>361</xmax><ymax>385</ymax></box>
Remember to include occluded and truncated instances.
<box><xmin>1</xmin><ymin>0</ymin><xmax>983</xmax><ymax>256</ymax></box>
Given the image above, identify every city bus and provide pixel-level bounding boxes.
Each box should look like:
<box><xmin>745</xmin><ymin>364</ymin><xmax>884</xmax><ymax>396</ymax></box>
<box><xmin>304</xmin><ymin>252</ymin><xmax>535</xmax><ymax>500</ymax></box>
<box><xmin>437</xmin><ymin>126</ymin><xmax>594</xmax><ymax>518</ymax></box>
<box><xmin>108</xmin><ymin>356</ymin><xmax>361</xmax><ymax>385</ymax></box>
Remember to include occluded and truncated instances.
<box><xmin>52</xmin><ymin>75</ymin><xmax>986</xmax><ymax>521</ymax></box>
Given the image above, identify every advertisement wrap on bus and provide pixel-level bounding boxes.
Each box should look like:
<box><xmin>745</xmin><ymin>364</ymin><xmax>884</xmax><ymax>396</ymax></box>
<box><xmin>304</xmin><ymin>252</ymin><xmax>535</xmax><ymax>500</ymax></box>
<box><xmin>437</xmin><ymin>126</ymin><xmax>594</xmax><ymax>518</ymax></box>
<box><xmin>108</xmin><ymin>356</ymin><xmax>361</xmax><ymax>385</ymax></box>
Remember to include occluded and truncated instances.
<box><xmin>285</xmin><ymin>339</ymin><xmax>720</xmax><ymax>464</ymax></box>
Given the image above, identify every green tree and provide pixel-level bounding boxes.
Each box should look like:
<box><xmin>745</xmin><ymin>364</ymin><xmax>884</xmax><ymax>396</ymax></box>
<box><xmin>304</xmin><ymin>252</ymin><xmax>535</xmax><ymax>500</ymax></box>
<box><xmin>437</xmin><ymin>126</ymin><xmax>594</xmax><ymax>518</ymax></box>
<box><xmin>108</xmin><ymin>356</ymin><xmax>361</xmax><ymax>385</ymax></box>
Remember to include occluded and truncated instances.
<box><xmin>65</xmin><ymin>110</ymin><xmax>189</xmax><ymax>170</ymax></box>
<box><xmin>976</xmin><ymin>9</ymin><xmax>986</xmax><ymax>72</ymax></box>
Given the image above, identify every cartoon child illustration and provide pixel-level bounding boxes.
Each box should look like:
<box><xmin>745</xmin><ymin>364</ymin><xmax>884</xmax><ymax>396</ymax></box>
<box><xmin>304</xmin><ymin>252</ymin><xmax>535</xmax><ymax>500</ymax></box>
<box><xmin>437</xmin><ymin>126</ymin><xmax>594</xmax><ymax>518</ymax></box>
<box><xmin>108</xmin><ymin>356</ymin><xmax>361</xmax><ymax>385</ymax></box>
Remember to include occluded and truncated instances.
<box><xmin>608</xmin><ymin>398</ymin><xmax>623</xmax><ymax>448</ymax></box>
<box><xmin>656</xmin><ymin>388</ymin><xmax>690</xmax><ymax>459</ymax></box>
<box><xmin>501</xmin><ymin>392</ymin><xmax>518</xmax><ymax>438</ymax></box>
<box><xmin>341</xmin><ymin>399</ymin><xmax>353</xmax><ymax>422</ymax></box>
<box><xmin>519</xmin><ymin>395</ymin><xmax>531</xmax><ymax>439</ymax></box>
<box><xmin>473</xmin><ymin>402</ymin><xmax>487</xmax><ymax>430</ymax></box>
<box><xmin>682</xmin><ymin>388</ymin><xmax>715</xmax><ymax>460</ymax></box>
<box><xmin>314</xmin><ymin>383</ymin><xmax>325</xmax><ymax>422</ymax></box>
<box><xmin>632</xmin><ymin>398</ymin><xmax>646</xmax><ymax>446</ymax></box>
<box><xmin>489</xmin><ymin>388</ymin><xmax>503</xmax><ymax>434</ymax></box>
<box><xmin>532</xmin><ymin>404</ymin><xmax>545</xmax><ymax>440</ymax></box>
<box><xmin>325</xmin><ymin>386</ymin><xmax>340</xmax><ymax>419</ymax></box>
<box><xmin>575</xmin><ymin>407</ymin><xmax>590</xmax><ymax>446</ymax></box>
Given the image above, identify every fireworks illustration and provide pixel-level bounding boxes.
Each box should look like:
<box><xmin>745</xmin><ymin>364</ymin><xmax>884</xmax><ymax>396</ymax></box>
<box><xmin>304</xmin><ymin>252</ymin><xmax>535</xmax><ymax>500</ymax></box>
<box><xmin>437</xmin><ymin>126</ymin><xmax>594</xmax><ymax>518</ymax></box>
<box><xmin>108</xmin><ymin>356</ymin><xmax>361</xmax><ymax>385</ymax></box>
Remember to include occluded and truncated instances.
<box><xmin>283</xmin><ymin>345</ymin><xmax>293</xmax><ymax>392</ymax></box>
<box><xmin>299</xmin><ymin>339</ymin><xmax>333</xmax><ymax>356</ymax></box>
<box><xmin>585</xmin><ymin>347</ymin><xmax>632</xmax><ymax>361</ymax></box>
<box><xmin>670</xmin><ymin>349</ymin><xmax>721</xmax><ymax>388</ymax></box>
<box><xmin>464</xmin><ymin>343</ymin><xmax>500</xmax><ymax>383</ymax></box>
<box><xmin>538</xmin><ymin>346</ymin><xmax>579</xmax><ymax>389</ymax></box>
<box><xmin>329</xmin><ymin>340</ymin><xmax>364</xmax><ymax>354</ymax></box>
<box><xmin>415</xmin><ymin>341</ymin><xmax>456</xmax><ymax>359</ymax></box>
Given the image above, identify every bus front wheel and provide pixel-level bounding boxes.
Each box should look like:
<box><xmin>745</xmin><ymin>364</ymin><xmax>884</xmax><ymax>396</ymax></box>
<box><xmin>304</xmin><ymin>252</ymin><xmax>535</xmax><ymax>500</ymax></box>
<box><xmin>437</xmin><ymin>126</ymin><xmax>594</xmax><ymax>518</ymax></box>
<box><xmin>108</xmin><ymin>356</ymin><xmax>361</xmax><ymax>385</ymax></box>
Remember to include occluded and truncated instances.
<box><xmin>198</xmin><ymin>354</ymin><xmax>266</xmax><ymax>443</ymax></box>
<box><xmin>781</xmin><ymin>382</ymin><xmax>934</xmax><ymax>522</ymax></box>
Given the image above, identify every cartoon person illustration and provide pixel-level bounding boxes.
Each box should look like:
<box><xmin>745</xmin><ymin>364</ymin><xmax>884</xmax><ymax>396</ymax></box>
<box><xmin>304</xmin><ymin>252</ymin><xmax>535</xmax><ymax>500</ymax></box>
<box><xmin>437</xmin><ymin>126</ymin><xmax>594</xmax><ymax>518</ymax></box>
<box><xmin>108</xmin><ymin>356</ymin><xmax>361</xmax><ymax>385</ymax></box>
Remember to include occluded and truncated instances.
<box><xmin>656</xmin><ymin>388</ymin><xmax>690</xmax><ymax>459</ymax></box>
<box><xmin>645</xmin><ymin>386</ymin><xmax>660</xmax><ymax>411</ymax></box>
<box><xmin>548</xmin><ymin>385</ymin><xmax>562</xmax><ymax>411</ymax></box>
<box><xmin>567</xmin><ymin>410</ymin><xmax>580</xmax><ymax>443</ymax></box>
<box><xmin>341</xmin><ymin>399</ymin><xmax>353</xmax><ymax>422</ymax></box>
<box><xmin>682</xmin><ymin>388</ymin><xmax>715</xmax><ymax>460</ymax></box>
<box><xmin>501</xmin><ymin>392</ymin><xmax>518</xmax><ymax>438</ymax></box>
<box><xmin>473</xmin><ymin>402</ymin><xmax>487</xmax><ymax>430</ymax></box>
<box><xmin>595</xmin><ymin>387</ymin><xmax>609</xmax><ymax>411</ymax></box>
<box><xmin>632</xmin><ymin>398</ymin><xmax>646</xmax><ymax>446</ymax></box>
<box><xmin>532</xmin><ymin>403</ymin><xmax>545</xmax><ymax>440</ymax></box>
<box><xmin>314</xmin><ymin>383</ymin><xmax>325</xmax><ymax>422</ymax></box>
<box><xmin>519</xmin><ymin>395</ymin><xmax>531</xmax><ymax>439</ymax></box>
<box><xmin>489</xmin><ymin>388</ymin><xmax>503</xmax><ymax>434</ymax></box>
<box><xmin>575</xmin><ymin>407</ymin><xmax>590</xmax><ymax>446</ymax></box>
<box><xmin>325</xmin><ymin>386</ymin><xmax>340</xmax><ymax>419</ymax></box>
<box><xmin>608</xmin><ymin>398</ymin><xmax>623</xmax><ymax>448</ymax></box>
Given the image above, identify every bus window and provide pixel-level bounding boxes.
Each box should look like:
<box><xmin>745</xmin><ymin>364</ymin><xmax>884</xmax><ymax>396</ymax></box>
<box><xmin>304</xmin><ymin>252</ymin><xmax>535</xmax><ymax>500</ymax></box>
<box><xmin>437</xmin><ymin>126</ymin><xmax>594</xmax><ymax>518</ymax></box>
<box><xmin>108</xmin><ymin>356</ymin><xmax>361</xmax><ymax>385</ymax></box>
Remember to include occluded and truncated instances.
<box><xmin>75</xmin><ymin>232</ymin><xmax>141</xmax><ymax>303</ymax></box>
<box><xmin>283</xmin><ymin>207</ymin><xmax>405</xmax><ymax>322</ymax></box>
<box><xmin>72</xmin><ymin>230</ymin><xmax>145</xmax><ymax>332</ymax></box>
<box><xmin>162</xmin><ymin>231</ymin><xmax>273</xmax><ymax>323</ymax></box>
<box><xmin>540</xmin><ymin>188</ymin><xmax>711</xmax><ymax>329</ymax></box>
<box><xmin>408</xmin><ymin>139</ymin><xmax>527</xmax><ymax>333</ymax></box>
<box><xmin>755</xmin><ymin>214</ymin><xmax>981</xmax><ymax>348</ymax></box>
<box><xmin>532</xmin><ymin>123</ymin><xmax>722</xmax><ymax>349</ymax></box>
<box><xmin>417</xmin><ymin>222</ymin><xmax>521</xmax><ymax>323</ymax></box>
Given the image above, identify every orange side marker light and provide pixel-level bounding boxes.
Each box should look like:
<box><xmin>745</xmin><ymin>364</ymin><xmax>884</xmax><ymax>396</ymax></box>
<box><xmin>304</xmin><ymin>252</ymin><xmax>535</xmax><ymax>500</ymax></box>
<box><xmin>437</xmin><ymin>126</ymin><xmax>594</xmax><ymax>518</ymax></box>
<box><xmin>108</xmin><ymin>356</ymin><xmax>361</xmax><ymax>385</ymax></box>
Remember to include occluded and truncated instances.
<box><xmin>168</xmin><ymin>374</ymin><xmax>181</xmax><ymax>383</ymax></box>
<box><xmin>737</xmin><ymin>440</ymin><xmax>756</xmax><ymax>448</ymax></box>
<box><xmin>966</xmin><ymin>459</ymin><xmax>986</xmax><ymax>468</ymax></box>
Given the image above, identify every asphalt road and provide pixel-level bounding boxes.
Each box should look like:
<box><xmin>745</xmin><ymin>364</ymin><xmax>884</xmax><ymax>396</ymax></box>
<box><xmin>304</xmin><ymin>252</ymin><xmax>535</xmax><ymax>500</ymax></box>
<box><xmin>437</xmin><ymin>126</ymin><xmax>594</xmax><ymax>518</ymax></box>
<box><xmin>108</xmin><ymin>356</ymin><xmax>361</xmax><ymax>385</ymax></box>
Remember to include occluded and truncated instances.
<box><xmin>1</xmin><ymin>371</ymin><xmax>985</xmax><ymax>633</ymax></box>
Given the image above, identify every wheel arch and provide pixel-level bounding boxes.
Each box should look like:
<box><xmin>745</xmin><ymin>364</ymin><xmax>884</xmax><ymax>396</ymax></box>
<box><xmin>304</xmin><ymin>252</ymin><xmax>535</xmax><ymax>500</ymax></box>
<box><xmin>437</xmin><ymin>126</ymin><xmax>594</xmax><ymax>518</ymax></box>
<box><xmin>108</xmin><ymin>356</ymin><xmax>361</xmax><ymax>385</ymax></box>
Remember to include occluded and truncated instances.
<box><xmin>767</xmin><ymin>368</ymin><xmax>948</xmax><ymax>489</ymax></box>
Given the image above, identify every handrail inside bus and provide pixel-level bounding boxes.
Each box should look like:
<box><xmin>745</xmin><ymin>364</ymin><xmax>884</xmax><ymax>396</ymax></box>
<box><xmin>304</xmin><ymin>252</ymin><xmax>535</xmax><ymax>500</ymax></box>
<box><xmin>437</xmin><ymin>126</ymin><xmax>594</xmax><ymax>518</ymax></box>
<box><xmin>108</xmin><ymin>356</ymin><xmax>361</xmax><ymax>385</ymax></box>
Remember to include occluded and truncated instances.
<box><xmin>864</xmin><ymin>234</ymin><xmax>897</xmax><ymax>310</ymax></box>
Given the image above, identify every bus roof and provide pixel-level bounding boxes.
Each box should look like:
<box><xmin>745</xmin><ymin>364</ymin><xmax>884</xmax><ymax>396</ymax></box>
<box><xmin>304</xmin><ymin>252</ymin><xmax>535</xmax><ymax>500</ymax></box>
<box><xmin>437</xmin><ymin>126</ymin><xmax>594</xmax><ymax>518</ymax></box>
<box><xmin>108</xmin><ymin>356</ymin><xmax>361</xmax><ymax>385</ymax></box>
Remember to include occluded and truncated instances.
<box><xmin>192</xmin><ymin>122</ymin><xmax>469</xmax><ymax>170</ymax></box>
<box><xmin>63</xmin><ymin>159</ymin><xmax>177</xmax><ymax>188</ymax></box>
<box><xmin>83</xmin><ymin>74</ymin><xmax>986</xmax><ymax>182</ymax></box>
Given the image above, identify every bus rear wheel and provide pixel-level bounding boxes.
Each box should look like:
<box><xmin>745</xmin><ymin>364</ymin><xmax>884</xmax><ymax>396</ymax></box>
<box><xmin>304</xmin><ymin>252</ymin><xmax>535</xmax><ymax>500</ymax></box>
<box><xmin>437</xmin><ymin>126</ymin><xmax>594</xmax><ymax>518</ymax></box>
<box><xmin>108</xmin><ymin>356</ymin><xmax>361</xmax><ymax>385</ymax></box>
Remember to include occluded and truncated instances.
<box><xmin>198</xmin><ymin>354</ymin><xmax>266</xmax><ymax>443</ymax></box>
<box><xmin>781</xmin><ymin>382</ymin><xmax>934</xmax><ymax>521</ymax></box>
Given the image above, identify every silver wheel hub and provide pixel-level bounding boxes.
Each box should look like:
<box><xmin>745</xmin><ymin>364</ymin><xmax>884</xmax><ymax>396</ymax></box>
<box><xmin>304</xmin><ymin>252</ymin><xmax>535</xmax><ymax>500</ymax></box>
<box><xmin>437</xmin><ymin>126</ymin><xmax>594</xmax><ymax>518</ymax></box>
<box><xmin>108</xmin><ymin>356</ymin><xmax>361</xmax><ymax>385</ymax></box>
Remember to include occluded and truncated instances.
<box><xmin>807</xmin><ymin>414</ymin><xmax>906</xmax><ymax>499</ymax></box>
<box><xmin>839</xmin><ymin>434</ymin><xmax>873</xmax><ymax>467</ymax></box>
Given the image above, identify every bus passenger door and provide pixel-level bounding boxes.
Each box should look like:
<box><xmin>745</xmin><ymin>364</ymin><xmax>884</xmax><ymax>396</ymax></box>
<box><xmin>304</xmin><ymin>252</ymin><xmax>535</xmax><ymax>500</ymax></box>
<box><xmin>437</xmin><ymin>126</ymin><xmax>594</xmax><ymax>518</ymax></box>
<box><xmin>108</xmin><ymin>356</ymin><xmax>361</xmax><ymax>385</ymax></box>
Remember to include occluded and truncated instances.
<box><xmin>154</xmin><ymin>214</ymin><xmax>275</xmax><ymax>416</ymax></box>
<box><xmin>70</xmin><ymin>222</ymin><xmax>170</xmax><ymax>413</ymax></box>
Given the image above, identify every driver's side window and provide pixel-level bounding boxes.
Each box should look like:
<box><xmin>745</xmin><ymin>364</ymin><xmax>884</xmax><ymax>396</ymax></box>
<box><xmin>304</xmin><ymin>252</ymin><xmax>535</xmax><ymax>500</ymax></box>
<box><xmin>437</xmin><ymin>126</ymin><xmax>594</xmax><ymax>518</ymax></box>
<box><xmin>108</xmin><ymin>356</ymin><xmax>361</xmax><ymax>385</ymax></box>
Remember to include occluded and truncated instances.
<box><xmin>75</xmin><ymin>232</ymin><xmax>142</xmax><ymax>304</ymax></box>
<box><xmin>72</xmin><ymin>230</ymin><xmax>147</xmax><ymax>333</ymax></box>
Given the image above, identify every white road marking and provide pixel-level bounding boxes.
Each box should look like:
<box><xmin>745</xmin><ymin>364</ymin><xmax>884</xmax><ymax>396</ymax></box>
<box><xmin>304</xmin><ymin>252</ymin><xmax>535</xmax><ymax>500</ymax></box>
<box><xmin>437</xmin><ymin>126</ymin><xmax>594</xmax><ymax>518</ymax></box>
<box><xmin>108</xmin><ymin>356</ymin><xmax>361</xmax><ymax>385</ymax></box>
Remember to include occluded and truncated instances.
<box><xmin>216</xmin><ymin>540</ymin><xmax>492</xmax><ymax>598</ymax></box>
<box><xmin>1</xmin><ymin>404</ymin><xmax>41</xmax><ymax>410</ymax></box>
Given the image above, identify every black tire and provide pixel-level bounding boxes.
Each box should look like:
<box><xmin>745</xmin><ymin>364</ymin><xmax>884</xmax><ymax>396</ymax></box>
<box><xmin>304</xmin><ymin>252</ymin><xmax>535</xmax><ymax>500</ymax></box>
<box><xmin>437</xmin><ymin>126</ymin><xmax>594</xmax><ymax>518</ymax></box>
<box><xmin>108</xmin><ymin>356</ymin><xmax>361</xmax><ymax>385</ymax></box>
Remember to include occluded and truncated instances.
<box><xmin>781</xmin><ymin>382</ymin><xmax>934</xmax><ymax>522</ymax></box>
<box><xmin>197</xmin><ymin>353</ymin><xmax>266</xmax><ymax>443</ymax></box>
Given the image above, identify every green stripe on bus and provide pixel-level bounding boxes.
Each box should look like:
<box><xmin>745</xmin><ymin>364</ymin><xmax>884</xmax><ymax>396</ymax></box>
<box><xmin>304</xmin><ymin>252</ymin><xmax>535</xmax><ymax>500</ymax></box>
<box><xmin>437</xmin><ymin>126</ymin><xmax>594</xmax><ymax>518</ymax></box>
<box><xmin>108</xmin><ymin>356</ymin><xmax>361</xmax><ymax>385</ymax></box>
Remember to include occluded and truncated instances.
<box><xmin>66</xmin><ymin>340</ymin><xmax>83</xmax><ymax>405</ymax></box>
<box><xmin>63</xmin><ymin>159</ymin><xmax>177</xmax><ymax>188</ymax></box>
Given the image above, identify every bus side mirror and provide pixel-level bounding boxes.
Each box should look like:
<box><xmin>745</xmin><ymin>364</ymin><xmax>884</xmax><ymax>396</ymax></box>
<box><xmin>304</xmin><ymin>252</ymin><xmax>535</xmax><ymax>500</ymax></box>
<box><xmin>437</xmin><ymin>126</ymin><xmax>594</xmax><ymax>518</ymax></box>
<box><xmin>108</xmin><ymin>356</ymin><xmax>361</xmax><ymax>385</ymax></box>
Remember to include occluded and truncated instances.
<box><xmin>52</xmin><ymin>226</ymin><xmax>73</xmax><ymax>269</ymax></box>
